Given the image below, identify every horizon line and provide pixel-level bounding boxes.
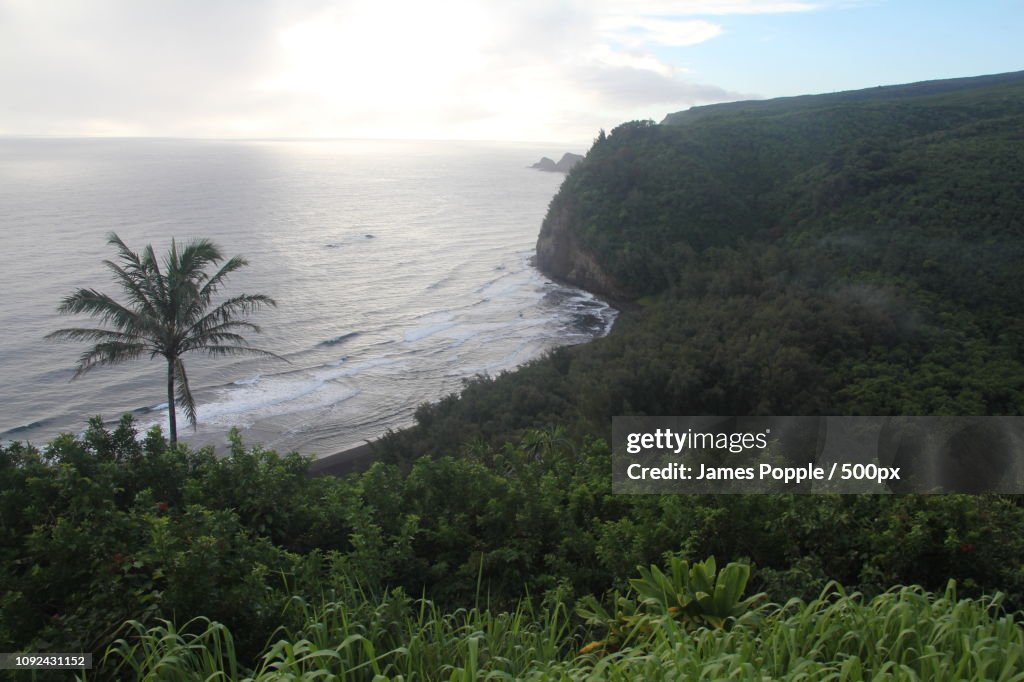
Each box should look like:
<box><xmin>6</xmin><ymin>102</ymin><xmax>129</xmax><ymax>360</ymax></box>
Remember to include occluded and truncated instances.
<box><xmin>0</xmin><ymin>133</ymin><xmax>594</xmax><ymax>148</ymax></box>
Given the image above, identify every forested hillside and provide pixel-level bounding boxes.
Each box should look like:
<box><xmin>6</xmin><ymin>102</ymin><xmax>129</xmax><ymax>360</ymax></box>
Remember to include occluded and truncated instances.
<box><xmin>545</xmin><ymin>69</ymin><xmax>1024</xmax><ymax>299</ymax></box>
<box><xmin>386</xmin><ymin>71</ymin><xmax>1024</xmax><ymax>460</ymax></box>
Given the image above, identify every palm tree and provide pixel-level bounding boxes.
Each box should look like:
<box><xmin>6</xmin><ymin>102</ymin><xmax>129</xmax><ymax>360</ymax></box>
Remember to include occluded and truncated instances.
<box><xmin>47</xmin><ymin>232</ymin><xmax>281</xmax><ymax>447</ymax></box>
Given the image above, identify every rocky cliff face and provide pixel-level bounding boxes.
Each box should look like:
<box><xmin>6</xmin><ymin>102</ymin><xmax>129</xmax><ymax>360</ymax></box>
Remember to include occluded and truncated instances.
<box><xmin>535</xmin><ymin>197</ymin><xmax>624</xmax><ymax>301</ymax></box>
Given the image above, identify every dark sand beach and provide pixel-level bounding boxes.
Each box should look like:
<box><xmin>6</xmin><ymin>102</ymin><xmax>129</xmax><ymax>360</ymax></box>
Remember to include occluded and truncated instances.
<box><xmin>307</xmin><ymin>442</ymin><xmax>378</xmax><ymax>477</ymax></box>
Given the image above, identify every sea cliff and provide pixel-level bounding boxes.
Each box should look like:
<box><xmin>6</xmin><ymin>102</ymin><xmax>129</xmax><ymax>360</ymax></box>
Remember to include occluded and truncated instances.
<box><xmin>535</xmin><ymin>193</ymin><xmax>623</xmax><ymax>301</ymax></box>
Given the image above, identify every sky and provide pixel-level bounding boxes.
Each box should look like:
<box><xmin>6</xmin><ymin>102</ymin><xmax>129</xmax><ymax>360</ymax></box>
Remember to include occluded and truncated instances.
<box><xmin>0</xmin><ymin>0</ymin><xmax>1020</xmax><ymax>144</ymax></box>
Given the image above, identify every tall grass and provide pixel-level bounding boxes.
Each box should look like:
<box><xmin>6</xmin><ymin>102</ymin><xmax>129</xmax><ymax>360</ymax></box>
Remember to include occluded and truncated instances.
<box><xmin>100</xmin><ymin>617</ymin><xmax>239</xmax><ymax>681</ymax></box>
<box><xmin>95</xmin><ymin>581</ymin><xmax>1024</xmax><ymax>681</ymax></box>
<box><xmin>547</xmin><ymin>582</ymin><xmax>1024</xmax><ymax>681</ymax></box>
<box><xmin>99</xmin><ymin>586</ymin><xmax>575</xmax><ymax>681</ymax></box>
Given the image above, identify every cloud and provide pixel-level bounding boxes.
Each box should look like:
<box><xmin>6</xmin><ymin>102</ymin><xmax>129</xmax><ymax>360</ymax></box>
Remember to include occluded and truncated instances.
<box><xmin>600</xmin><ymin>0</ymin><xmax>818</xmax><ymax>15</ymax></box>
<box><xmin>600</xmin><ymin>17</ymin><xmax>724</xmax><ymax>48</ymax></box>
<box><xmin>0</xmin><ymin>0</ymin><xmax>814</xmax><ymax>140</ymax></box>
<box><xmin>0</xmin><ymin>0</ymin><xmax>292</xmax><ymax>135</ymax></box>
<box><xmin>575</xmin><ymin>63</ymin><xmax>740</xmax><ymax>107</ymax></box>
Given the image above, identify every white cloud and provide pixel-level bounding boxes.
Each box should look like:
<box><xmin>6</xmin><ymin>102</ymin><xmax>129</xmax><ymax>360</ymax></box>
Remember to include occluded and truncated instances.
<box><xmin>600</xmin><ymin>0</ymin><xmax>818</xmax><ymax>15</ymax></box>
<box><xmin>0</xmin><ymin>0</ymin><xmax>815</xmax><ymax>141</ymax></box>
<box><xmin>599</xmin><ymin>17</ymin><xmax>724</xmax><ymax>48</ymax></box>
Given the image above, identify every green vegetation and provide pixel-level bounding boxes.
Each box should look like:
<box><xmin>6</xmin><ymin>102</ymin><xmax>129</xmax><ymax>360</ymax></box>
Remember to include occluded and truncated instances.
<box><xmin>103</xmin><ymin>578</ymin><xmax>1024</xmax><ymax>681</ymax></box>
<box><xmin>47</xmin><ymin>233</ymin><xmax>279</xmax><ymax>446</ymax></box>
<box><xmin>5</xmin><ymin>72</ymin><xmax>1024</xmax><ymax>678</ymax></box>
<box><xmin>3</xmin><ymin>420</ymin><xmax>1024</xmax><ymax>678</ymax></box>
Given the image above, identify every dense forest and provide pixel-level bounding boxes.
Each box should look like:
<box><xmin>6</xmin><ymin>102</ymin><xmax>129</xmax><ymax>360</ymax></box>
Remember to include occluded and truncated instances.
<box><xmin>4</xmin><ymin>71</ymin><xmax>1024</xmax><ymax>679</ymax></box>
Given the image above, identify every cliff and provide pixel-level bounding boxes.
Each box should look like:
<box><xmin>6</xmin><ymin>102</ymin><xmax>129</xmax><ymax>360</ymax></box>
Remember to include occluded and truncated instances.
<box><xmin>535</xmin><ymin>70</ymin><xmax>1024</xmax><ymax>302</ymax></box>
<box><xmin>535</xmin><ymin>195</ymin><xmax>623</xmax><ymax>300</ymax></box>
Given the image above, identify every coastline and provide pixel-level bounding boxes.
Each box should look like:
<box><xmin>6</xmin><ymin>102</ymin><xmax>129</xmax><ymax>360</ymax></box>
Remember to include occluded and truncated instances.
<box><xmin>527</xmin><ymin>253</ymin><xmax>636</xmax><ymax>315</ymax></box>
<box><xmin>308</xmin><ymin>441</ymin><xmax>378</xmax><ymax>477</ymax></box>
<box><xmin>307</xmin><ymin>264</ymin><xmax>624</xmax><ymax>477</ymax></box>
<box><xmin>308</xmin><ymin>305</ymin><xmax>623</xmax><ymax>477</ymax></box>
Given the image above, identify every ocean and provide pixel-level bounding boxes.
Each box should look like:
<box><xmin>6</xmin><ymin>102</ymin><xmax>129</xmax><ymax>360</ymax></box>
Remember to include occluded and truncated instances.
<box><xmin>0</xmin><ymin>138</ymin><xmax>615</xmax><ymax>456</ymax></box>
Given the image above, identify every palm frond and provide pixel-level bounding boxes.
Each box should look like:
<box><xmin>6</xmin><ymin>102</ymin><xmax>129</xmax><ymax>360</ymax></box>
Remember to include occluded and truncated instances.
<box><xmin>180</xmin><ymin>329</ymin><xmax>255</xmax><ymax>353</ymax></box>
<box><xmin>142</xmin><ymin>242</ymin><xmax>170</xmax><ymax>319</ymax></box>
<box><xmin>45</xmin><ymin>327</ymin><xmax>146</xmax><ymax>345</ymax></box>
<box><xmin>219</xmin><ymin>293</ymin><xmax>277</xmax><ymax>312</ymax></box>
<box><xmin>184</xmin><ymin>318</ymin><xmax>262</xmax><ymax>349</ymax></box>
<box><xmin>107</xmin><ymin>232</ymin><xmax>142</xmax><ymax>266</ymax></box>
<box><xmin>176</xmin><ymin>238</ymin><xmax>222</xmax><ymax>280</ymax></box>
<box><xmin>173</xmin><ymin>358</ymin><xmax>198</xmax><ymax>429</ymax></box>
<box><xmin>163</xmin><ymin>238</ymin><xmax>228</xmax><ymax>330</ymax></box>
<box><xmin>191</xmin><ymin>319</ymin><xmax>263</xmax><ymax>337</ymax></box>
<box><xmin>73</xmin><ymin>341</ymin><xmax>149</xmax><ymax>378</ymax></box>
<box><xmin>189</xmin><ymin>294</ymin><xmax>277</xmax><ymax>329</ymax></box>
<box><xmin>199</xmin><ymin>256</ymin><xmax>247</xmax><ymax>302</ymax></box>
<box><xmin>102</xmin><ymin>259</ymin><xmax>158</xmax><ymax>315</ymax></box>
<box><xmin>183</xmin><ymin>256</ymin><xmax>247</xmax><ymax>323</ymax></box>
<box><xmin>201</xmin><ymin>345</ymin><xmax>287</xmax><ymax>361</ymax></box>
<box><xmin>107</xmin><ymin>233</ymin><xmax>167</xmax><ymax>314</ymax></box>
<box><xmin>55</xmin><ymin>289</ymin><xmax>151</xmax><ymax>333</ymax></box>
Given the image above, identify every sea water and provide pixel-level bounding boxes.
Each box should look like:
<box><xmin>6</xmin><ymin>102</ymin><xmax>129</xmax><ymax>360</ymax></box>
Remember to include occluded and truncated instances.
<box><xmin>0</xmin><ymin>138</ymin><xmax>614</xmax><ymax>456</ymax></box>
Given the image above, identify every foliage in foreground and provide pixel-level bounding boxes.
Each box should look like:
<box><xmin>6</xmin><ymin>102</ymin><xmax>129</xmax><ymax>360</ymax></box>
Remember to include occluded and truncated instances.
<box><xmin>101</xmin><ymin>570</ymin><xmax>1024</xmax><ymax>681</ymax></box>
<box><xmin>4</xmin><ymin>419</ymin><xmax>1024</xmax><ymax>679</ymax></box>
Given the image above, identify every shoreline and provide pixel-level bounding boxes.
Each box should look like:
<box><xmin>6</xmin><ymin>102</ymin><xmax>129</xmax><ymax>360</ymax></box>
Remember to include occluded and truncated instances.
<box><xmin>308</xmin><ymin>441</ymin><xmax>378</xmax><ymax>477</ymax></box>
<box><xmin>308</xmin><ymin>266</ymin><xmax>625</xmax><ymax>478</ymax></box>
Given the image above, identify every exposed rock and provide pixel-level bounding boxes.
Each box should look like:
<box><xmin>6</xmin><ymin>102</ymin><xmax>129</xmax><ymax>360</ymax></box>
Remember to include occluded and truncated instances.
<box><xmin>555</xmin><ymin>153</ymin><xmax>584</xmax><ymax>172</ymax></box>
<box><xmin>531</xmin><ymin>152</ymin><xmax>584</xmax><ymax>173</ymax></box>
<box><xmin>535</xmin><ymin>197</ymin><xmax>624</xmax><ymax>301</ymax></box>
<box><xmin>531</xmin><ymin>156</ymin><xmax>558</xmax><ymax>172</ymax></box>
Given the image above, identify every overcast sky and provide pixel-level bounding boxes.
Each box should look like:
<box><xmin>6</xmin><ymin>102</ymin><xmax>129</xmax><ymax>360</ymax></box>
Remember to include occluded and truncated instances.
<box><xmin>1</xmin><ymin>0</ymin><xmax>1020</xmax><ymax>143</ymax></box>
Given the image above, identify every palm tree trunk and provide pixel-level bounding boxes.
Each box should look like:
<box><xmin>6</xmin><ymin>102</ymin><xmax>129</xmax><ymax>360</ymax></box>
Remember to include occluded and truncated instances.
<box><xmin>167</xmin><ymin>359</ymin><xmax>177</xmax><ymax>447</ymax></box>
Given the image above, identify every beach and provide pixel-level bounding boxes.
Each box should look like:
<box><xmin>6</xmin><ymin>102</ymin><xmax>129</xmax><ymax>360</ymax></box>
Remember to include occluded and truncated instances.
<box><xmin>307</xmin><ymin>441</ymin><xmax>379</xmax><ymax>477</ymax></box>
